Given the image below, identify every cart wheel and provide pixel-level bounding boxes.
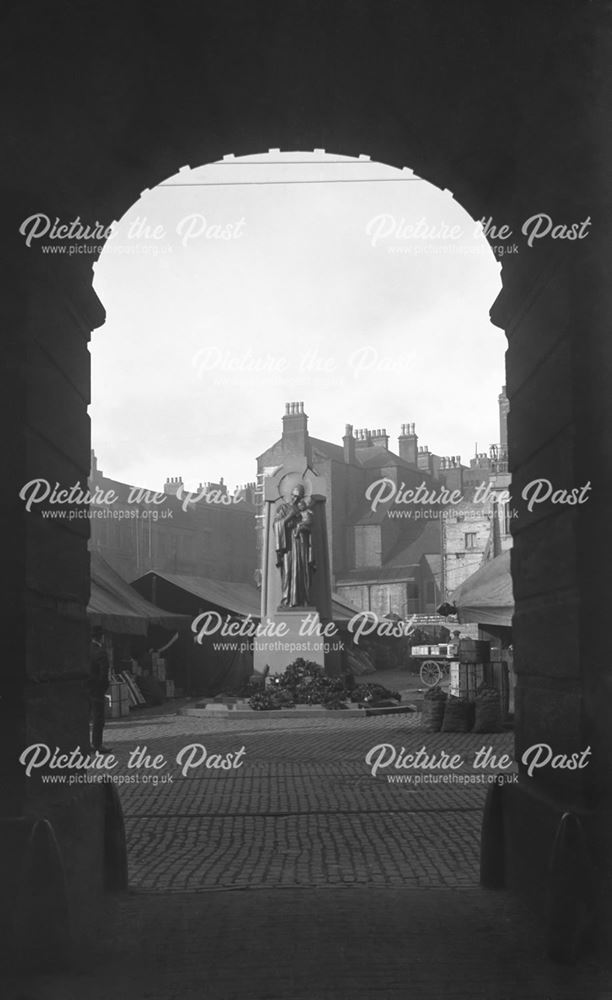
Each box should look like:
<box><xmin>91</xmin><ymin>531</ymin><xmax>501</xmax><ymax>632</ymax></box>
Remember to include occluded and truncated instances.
<box><xmin>420</xmin><ymin>660</ymin><xmax>442</xmax><ymax>687</ymax></box>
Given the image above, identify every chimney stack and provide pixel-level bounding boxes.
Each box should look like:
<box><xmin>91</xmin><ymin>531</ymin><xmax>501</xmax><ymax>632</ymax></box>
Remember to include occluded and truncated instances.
<box><xmin>417</xmin><ymin>446</ymin><xmax>432</xmax><ymax>474</ymax></box>
<box><xmin>163</xmin><ymin>475</ymin><xmax>184</xmax><ymax>496</ymax></box>
<box><xmin>343</xmin><ymin>423</ymin><xmax>356</xmax><ymax>464</ymax></box>
<box><xmin>354</xmin><ymin>429</ymin><xmax>373</xmax><ymax>448</ymax></box>
<box><xmin>441</xmin><ymin>456</ymin><xmax>463</xmax><ymax>492</ymax></box>
<box><xmin>235</xmin><ymin>481</ymin><xmax>256</xmax><ymax>504</ymax></box>
<box><xmin>282</xmin><ymin>401</ymin><xmax>310</xmax><ymax>460</ymax></box>
<box><xmin>398</xmin><ymin>422</ymin><xmax>418</xmax><ymax>465</ymax></box>
<box><xmin>370</xmin><ymin>427</ymin><xmax>389</xmax><ymax>449</ymax></box>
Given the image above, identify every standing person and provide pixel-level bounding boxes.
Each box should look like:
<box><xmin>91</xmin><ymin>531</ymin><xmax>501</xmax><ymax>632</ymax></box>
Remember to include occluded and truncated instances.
<box><xmin>89</xmin><ymin>626</ymin><xmax>111</xmax><ymax>753</ymax></box>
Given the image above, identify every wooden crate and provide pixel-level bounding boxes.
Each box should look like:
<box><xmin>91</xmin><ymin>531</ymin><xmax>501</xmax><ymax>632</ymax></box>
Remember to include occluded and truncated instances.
<box><xmin>106</xmin><ymin>681</ymin><xmax>130</xmax><ymax>718</ymax></box>
<box><xmin>450</xmin><ymin>662</ymin><xmax>484</xmax><ymax>699</ymax></box>
<box><xmin>457</xmin><ymin>639</ymin><xmax>490</xmax><ymax>664</ymax></box>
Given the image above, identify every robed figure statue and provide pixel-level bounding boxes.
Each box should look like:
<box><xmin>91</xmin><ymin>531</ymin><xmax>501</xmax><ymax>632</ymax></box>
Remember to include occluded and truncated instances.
<box><xmin>273</xmin><ymin>484</ymin><xmax>316</xmax><ymax>607</ymax></box>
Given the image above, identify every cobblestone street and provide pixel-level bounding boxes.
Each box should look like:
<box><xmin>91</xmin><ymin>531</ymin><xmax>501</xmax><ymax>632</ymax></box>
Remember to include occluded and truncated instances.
<box><xmin>111</xmin><ymin>710</ymin><xmax>513</xmax><ymax>891</ymax></box>
<box><xmin>6</xmin><ymin>708</ymin><xmax>611</xmax><ymax>999</ymax></box>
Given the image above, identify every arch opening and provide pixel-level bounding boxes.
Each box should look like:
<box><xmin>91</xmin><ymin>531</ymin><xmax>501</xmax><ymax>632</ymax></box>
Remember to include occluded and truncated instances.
<box><xmin>87</xmin><ymin>149</ymin><xmax>513</xmax><ymax>897</ymax></box>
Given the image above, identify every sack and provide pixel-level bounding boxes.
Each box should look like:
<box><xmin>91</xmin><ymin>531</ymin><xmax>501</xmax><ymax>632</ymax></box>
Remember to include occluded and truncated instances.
<box><xmin>421</xmin><ymin>687</ymin><xmax>447</xmax><ymax>732</ymax></box>
<box><xmin>441</xmin><ymin>696</ymin><xmax>472</xmax><ymax>733</ymax></box>
<box><xmin>472</xmin><ymin>686</ymin><xmax>502</xmax><ymax>733</ymax></box>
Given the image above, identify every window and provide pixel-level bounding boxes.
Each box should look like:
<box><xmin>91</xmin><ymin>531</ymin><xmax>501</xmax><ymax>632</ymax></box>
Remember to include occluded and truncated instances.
<box><xmin>464</xmin><ymin>532</ymin><xmax>477</xmax><ymax>549</ymax></box>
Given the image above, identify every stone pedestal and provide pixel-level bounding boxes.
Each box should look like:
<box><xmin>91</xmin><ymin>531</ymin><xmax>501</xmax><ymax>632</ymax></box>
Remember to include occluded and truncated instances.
<box><xmin>254</xmin><ymin>607</ymin><xmax>326</xmax><ymax>676</ymax></box>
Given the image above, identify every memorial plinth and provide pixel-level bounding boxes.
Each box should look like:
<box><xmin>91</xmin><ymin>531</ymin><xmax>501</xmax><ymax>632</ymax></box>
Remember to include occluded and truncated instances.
<box><xmin>253</xmin><ymin>606</ymin><xmax>326</xmax><ymax>675</ymax></box>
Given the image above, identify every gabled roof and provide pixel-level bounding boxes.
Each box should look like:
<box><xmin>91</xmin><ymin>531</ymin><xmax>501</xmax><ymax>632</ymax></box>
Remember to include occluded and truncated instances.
<box><xmin>261</xmin><ymin>435</ymin><xmax>418</xmax><ymax>472</ymax></box>
<box><xmin>385</xmin><ymin>522</ymin><xmax>441</xmax><ymax>565</ymax></box>
<box><xmin>348</xmin><ymin>498</ymin><xmax>394</xmax><ymax>525</ymax></box>
<box><xmin>310</xmin><ymin>437</ymin><xmax>345</xmax><ymax>463</ymax></box>
<box><xmin>256</xmin><ymin>439</ymin><xmax>282</xmax><ymax>462</ymax></box>
<box><xmin>422</xmin><ymin>553</ymin><xmax>442</xmax><ymax>576</ymax></box>
<box><xmin>354</xmin><ymin>445</ymin><xmax>412</xmax><ymax>470</ymax></box>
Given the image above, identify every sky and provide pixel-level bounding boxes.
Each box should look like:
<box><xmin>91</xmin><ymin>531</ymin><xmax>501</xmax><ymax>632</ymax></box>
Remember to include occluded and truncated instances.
<box><xmin>90</xmin><ymin>151</ymin><xmax>504</xmax><ymax>494</ymax></box>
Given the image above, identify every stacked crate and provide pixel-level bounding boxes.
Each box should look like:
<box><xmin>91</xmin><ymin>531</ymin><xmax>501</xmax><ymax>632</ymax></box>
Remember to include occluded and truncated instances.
<box><xmin>449</xmin><ymin>639</ymin><xmax>489</xmax><ymax>699</ymax></box>
<box><xmin>152</xmin><ymin>652</ymin><xmax>166</xmax><ymax>682</ymax></box>
<box><xmin>152</xmin><ymin>654</ymin><xmax>175</xmax><ymax>699</ymax></box>
<box><xmin>106</xmin><ymin>679</ymin><xmax>130</xmax><ymax>718</ymax></box>
<box><xmin>484</xmin><ymin>645</ymin><xmax>510</xmax><ymax>716</ymax></box>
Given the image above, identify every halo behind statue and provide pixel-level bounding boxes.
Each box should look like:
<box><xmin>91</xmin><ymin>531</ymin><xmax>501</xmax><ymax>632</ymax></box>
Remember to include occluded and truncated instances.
<box><xmin>276</xmin><ymin>473</ymin><xmax>311</xmax><ymax>502</ymax></box>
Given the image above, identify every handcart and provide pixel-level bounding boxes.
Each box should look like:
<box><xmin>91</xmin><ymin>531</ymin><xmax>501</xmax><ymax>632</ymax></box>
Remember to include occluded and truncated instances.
<box><xmin>410</xmin><ymin>643</ymin><xmax>458</xmax><ymax>687</ymax></box>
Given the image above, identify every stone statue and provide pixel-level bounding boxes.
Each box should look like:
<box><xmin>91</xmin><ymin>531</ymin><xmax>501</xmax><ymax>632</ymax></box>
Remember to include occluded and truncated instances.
<box><xmin>273</xmin><ymin>484</ymin><xmax>316</xmax><ymax>606</ymax></box>
<box><xmin>291</xmin><ymin>497</ymin><xmax>316</xmax><ymax>606</ymax></box>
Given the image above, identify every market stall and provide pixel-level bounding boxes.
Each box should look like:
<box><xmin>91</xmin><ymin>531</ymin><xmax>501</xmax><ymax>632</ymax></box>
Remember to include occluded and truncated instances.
<box><xmin>450</xmin><ymin>550</ymin><xmax>515</xmax><ymax>717</ymax></box>
<box><xmin>131</xmin><ymin>570</ymin><xmax>362</xmax><ymax>694</ymax></box>
<box><xmin>88</xmin><ymin>552</ymin><xmax>190</xmax><ymax>711</ymax></box>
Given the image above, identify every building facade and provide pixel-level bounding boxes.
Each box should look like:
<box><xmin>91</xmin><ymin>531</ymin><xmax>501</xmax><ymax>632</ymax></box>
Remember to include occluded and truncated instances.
<box><xmin>89</xmin><ymin>453</ymin><xmax>258</xmax><ymax>585</ymax></box>
<box><xmin>256</xmin><ymin>389</ymin><xmax>510</xmax><ymax>617</ymax></box>
<box><xmin>440</xmin><ymin>388</ymin><xmax>512</xmax><ymax>598</ymax></box>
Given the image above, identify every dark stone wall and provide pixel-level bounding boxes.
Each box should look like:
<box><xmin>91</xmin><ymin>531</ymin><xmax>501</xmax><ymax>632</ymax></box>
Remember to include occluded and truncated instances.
<box><xmin>2</xmin><ymin>0</ymin><xmax>611</xmax><ymax>949</ymax></box>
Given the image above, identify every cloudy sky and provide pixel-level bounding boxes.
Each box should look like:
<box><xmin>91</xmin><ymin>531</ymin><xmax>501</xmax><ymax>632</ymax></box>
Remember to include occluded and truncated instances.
<box><xmin>91</xmin><ymin>151</ymin><xmax>504</xmax><ymax>493</ymax></box>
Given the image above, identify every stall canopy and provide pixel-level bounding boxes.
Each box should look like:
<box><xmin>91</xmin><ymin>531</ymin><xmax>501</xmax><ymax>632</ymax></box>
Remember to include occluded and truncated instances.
<box><xmin>330</xmin><ymin>594</ymin><xmax>362</xmax><ymax>624</ymax></box>
<box><xmin>88</xmin><ymin>553</ymin><xmax>190</xmax><ymax>634</ymax></box>
<box><xmin>131</xmin><ymin>570</ymin><xmax>360</xmax><ymax>623</ymax></box>
<box><xmin>451</xmin><ymin>550</ymin><xmax>514</xmax><ymax>628</ymax></box>
<box><xmin>131</xmin><ymin>571</ymin><xmax>260</xmax><ymax>617</ymax></box>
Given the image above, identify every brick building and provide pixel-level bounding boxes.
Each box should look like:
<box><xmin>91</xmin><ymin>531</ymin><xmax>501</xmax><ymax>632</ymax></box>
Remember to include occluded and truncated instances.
<box><xmin>439</xmin><ymin>388</ymin><xmax>512</xmax><ymax>598</ymax></box>
<box><xmin>256</xmin><ymin>391</ymin><xmax>510</xmax><ymax>617</ymax></box>
<box><xmin>89</xmin><ymin>453</ymin><xmax>257</xmax><ymax>584</ymax></box>
<box><xmin>257</xmin><ymin>404</ymin><xmax>442</xmax><ymax>618</ymax></box>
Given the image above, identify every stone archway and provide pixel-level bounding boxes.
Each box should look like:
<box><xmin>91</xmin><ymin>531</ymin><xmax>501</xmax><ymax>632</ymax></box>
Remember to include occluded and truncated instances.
<box><xmin>3</xmin><ymin>0</ymin><xmax>611</xmax><ymax>964</ymax></box>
